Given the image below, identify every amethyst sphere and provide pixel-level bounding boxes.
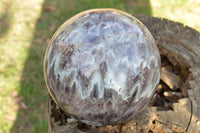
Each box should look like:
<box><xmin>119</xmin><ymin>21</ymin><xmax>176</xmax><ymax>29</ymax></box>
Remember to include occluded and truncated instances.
<box><xmin>44</xmin><ymin>9</ymin><xmax>160</xmax><ymax>126</ymax></box>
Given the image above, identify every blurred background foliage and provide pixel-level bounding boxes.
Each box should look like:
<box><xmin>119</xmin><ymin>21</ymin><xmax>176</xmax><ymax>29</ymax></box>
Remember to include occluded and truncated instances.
<box><xmin>0</xmin><ymin>0</ymin><xmax>199</xmax><ymax>132</ymax></box>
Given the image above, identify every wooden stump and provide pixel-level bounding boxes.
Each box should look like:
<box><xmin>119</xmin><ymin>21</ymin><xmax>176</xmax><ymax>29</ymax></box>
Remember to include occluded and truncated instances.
<box><xmin>48</xmin><ymin>15</ymin><xmax>200</xmax><ymax>133</ymax></box>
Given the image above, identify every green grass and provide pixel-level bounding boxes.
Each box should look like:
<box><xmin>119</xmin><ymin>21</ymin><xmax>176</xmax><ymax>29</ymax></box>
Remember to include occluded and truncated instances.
<box><xmin>0</xmin><ymin>0</ymin><xmax>199</xmax><ymax>132</ymax></box>
<box><xmin>150</xmin><ymin>0</ymin><xmax>200</xmax><ymax>32</ymax></box>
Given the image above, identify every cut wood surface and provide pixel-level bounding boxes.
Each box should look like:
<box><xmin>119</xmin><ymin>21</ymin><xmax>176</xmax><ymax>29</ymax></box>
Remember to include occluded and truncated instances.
<box><xmin>48</xmin><ymin>15</ymin><xmax>200</xmax><ymax>133</ymax></box>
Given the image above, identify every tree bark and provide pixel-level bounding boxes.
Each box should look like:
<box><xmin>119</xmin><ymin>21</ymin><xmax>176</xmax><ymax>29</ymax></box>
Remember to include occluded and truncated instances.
<box><xmin>48</xmin><ymin>15</ymin><xmax>200</xmax><ymax>133</ymax></box>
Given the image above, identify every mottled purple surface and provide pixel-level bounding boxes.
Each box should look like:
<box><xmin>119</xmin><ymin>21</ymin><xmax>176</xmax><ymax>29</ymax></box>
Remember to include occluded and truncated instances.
<box><xmin>44</xmin><ymin>9</ymin><xmax>161</xmax><ymax>126</ymax></box>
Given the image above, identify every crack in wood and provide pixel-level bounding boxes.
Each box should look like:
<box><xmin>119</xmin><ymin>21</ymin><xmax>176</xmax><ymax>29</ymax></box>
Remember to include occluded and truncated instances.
<box><xmin>185</xmin><ymin>98</ymin><xmax>193</xmax><ymax>132</ymax></box>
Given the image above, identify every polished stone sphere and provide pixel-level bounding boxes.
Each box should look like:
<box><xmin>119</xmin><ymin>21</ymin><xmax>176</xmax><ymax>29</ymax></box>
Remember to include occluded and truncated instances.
<box><xmin>44</xmin><ymin>9</ymin><xmax>161</xmax><ymax>126</ymax></box>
